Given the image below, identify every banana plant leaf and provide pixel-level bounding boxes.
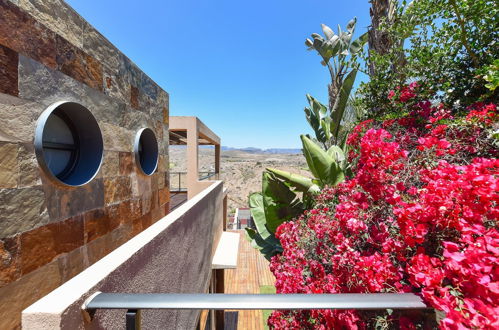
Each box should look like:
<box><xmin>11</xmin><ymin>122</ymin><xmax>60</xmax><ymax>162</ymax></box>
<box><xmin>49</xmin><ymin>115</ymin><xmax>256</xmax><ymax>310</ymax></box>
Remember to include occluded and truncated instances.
<box><xmin>266</xmin><ymin>168</ymin><xmax>320</xmax><ymax>194</ymax></box>
<box><xmin>262</xmin><ymin>171</ymin><xmax>304</xmax><ymax>233</ymax></box>
<box><xmin>301</xmin><ymin>135</ymin><xmax>345</xmax><ymax>187</ymax></box>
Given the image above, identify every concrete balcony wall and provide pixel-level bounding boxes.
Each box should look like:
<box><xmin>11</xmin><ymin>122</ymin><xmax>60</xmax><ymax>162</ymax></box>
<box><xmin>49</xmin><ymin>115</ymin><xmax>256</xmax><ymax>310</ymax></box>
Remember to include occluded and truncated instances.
<box><xmin>23</xmin><ymin>181</ymin><xmax>225</xmax><ymax>329</ymax></box>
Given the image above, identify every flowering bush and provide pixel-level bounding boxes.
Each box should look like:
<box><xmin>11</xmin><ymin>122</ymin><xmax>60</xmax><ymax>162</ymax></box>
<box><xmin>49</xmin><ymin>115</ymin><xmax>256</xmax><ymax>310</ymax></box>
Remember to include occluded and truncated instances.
<box><xmin>268</xmin><ymin>93</ymin><xmax>498</xmax><ymax>328</ymax></box>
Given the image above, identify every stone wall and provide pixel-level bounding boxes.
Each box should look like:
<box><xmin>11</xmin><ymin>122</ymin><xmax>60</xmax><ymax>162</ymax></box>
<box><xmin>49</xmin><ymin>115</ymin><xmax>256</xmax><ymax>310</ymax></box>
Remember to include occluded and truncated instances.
<box><xmin>0</xmin><ymin>0</ymin><xmax>170</xmax><ymax>328</ymax></box>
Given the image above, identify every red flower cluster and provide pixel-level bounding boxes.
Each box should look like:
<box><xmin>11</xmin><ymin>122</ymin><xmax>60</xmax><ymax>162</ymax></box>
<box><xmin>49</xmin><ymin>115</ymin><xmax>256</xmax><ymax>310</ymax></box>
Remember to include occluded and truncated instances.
<box><xmin>268</xmin><ymin>96</ymin><xmax>498</xmax><ymax>328</ymax></box>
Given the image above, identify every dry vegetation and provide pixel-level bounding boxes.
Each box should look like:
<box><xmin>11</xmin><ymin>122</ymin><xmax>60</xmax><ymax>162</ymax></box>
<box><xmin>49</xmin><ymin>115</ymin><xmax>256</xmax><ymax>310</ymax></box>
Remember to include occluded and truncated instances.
<box><xmin>169</xmin><ymin>146</ymin><xmax>308</xmax><ymax>213</ymax></box>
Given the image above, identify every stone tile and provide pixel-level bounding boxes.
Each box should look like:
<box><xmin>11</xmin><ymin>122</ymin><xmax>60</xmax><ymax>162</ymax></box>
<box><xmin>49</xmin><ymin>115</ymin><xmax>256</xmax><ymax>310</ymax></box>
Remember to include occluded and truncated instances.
<box><xmin>132</xmin><ymin>212</ymin><xmax>151</xmax><ymax>236</ymax></box>
<box><xmin>20</xmin><ymin>214</ymin><xmax>84</xmax><ymax>275</ymax></box>
<box><xmin>158</xmin><ymin>155</ymin><xmax>168</xmax><ymax>172</ymax></box>
<box><xmin>18</xmin><ymin>143</ymin><xmax>41</xmax><ymax>187</ymax></box>
<box><xmin>18</xmin><ymin>0</ymin><xmax>85</xmax><ymax>48</ymax></box>
<box><xmin>131</xmin><ymin>172</ymin><xmax>151</xmax><ymax>198</ymax></box>
<box><xmin>18</xmin><ymin>55</ymin><xmax>125</xmax><ymax>125</ymax></box>
<box><xmin>121</xmin><ymin>107</ymin><xmax>155</xmax><ymax>131</ymax></box>
<box><xmin>141</xmin><ymin>73</ymin><xmax>159</xmax><ymax>102</ymax></box>
<box><xmin>100</xmin><ymin>150</ymin><xmax>119</xmax><ymax>177</ymax></box>
<box><xmin>57</xmin><ymin>245</ymin><xmax>86</xmax><ymax>283</ymax></box>
<box><xmin>83</xmin><ymin>207</ymin><xmax>110</xmax><ymax>244</ymax></box>
<box><xmin>119</xmin><ymin>53</ymin><xmax>142</xmax><ymax>88</ymax></box>
<box><xmin>0</xmin><ymin>186</ymin><xmax>49</xmax><ymax>238</ymax></box>
<box><xmin>157</xmin><ymin>171</ymin><xmax>166</xmax><ymax>189</ymax></box>
<box><xmin>0</xmin><ymin>259</ymin><xmax>61</xmax><ymax>329</ymax></box>
<box><xmin>0</xmin><ymin>142</ymin><xmax>19</xmax><ymax>188</ymax></box>
<box><xmin>55</xmin><ymin>34</ymin><xmax>103</xmax><ymax>91</ymax></box>
<box><xmin>104</xmin><ymin>176</ymin><xmax>132</xmax><ymax>205</ymax></box>
<box><xmin>0</xmin><ymin>235</ymin><xmax>21</xmax><ymax>287</ymax></box>
<box><xmin>0</xmin><ymin>93</ymin><xmax>44</xmax><ymax>143</ymax></box>
<box><xmin>0</xmin><ymin>44</ymin><xmax>18</xmax><ymax>96</ymax></box>
<box><xmin>119</xmin><ymin>152</ymin><xmax>134</xmax><ymax>176</ymax></box>
<box><xmin>130</xmin><ymin>85</ymin><xmax>139</xmax><ymax>109</ymax></box>
<box><xmin>102</xmin><ymin>65</ymin><xmax>130</xmax><ymax>104</ymax></box>
<box><xmin>159</xmin><ymin>187</ymin><xmax>170</xmax><ymax>206</ymax></box>
<box><xmin>100</xmin><ymin>122</ymin><xmax>133</xmax><ymax>151</ymax></box>
<box><xmin>163</xmin><ymin>106</ymin><xmax>169</xmax><ymax>125</ymax></box>
<box><xmin>82</xmin><ymin>22</ymin><xmax>120</xmax><ymax>73</ymax></box>
<box><xmin>0</xmin><ymin>0</ymin><xmax>56</xmax><ymax>68</ymax></box>
<box><xmin>42</xmin><ymin>176</ymin><xmax>105</xmax><ymax>221</ymax></box>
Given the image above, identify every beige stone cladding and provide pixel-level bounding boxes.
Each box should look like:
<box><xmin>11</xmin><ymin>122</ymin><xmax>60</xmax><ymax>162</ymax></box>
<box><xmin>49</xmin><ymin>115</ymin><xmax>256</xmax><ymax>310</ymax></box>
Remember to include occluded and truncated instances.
<box><xmin>0</xmin><ymin>0</ymin><xmax>170</xmax><ymax>328</ymax></box>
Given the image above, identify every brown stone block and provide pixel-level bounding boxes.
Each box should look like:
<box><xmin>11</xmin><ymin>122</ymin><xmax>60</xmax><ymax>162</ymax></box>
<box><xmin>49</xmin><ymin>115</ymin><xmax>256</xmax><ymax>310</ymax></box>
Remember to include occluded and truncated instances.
<box><xmin>163</xmin><ymin>106</ymin><xmax>169</xmax><ymax>125</ymax></box>
<box><xmin>55</xmin><ymin>34</ymin><xmax>103</xmax><ymax>91</ymax></box>
<box><xmin>119</xmin><ymin>151</ymin><xmax>134</xmax><ymax>175</ymax></box>
<box><xmin>0</xmin><ymin>44</ymin><xmax>18</xmax><ymax>96</ymax></box>
<box><xmin>130</xmin><ymin>85</ymin><xmax>139</xmax><ymax>109</ymax></box>
<box><xmin>0</xmin><ymin>235</ymin><xmax>21</xmax><ymax>287</ymax></box>
<box><xmin>20</xmin><ymin>215</ymin><xmax>84</xmax><ymax>275</ymax></box>
<box><xmin>0</xmin><ymin>186</ymin><xmax>49</xmax><ymax>238</ymax></box>
<box><xmin>42</xmin><ymin>177</ymin><xmax>105</xmax><ymax>221</ymax></box>
<box><xmin>0</xmin><ymin>259</ymin><xmax>61</xmax><ymax>329</ymax></box>
<box><xmin>57</xmin><ymin>246</ymin><xmax>86</xmax><ymax>283</ymax></box>
<box><xmin>164</xmin><ymin>202</ymin><xmax>170</xmax><ymax>215</ymax></box>
<box><xmin>0</xmin><ymin>142</ymin><xmax>19</xmax><ymax>188</ymax></box>
<box><xmin>18</xmin><ymin>143</ymin><xmax>41</xmax><ymax>187</ymax></box>
<box><xmin>104</xmin><ymin>176</ymin><xmax>132</xmax><ymax>205</ymax></box>
<box><xmin>132</xmin><ymin>212</ymin><xmax>151</xmax><ymax>236</ymax></box>
<box><xmin>0</xmin><ymin>0</ymin><xmax>56</xmax><ymax>68</ymax></box>
<box><xmin>150</xmin><ymin>205</ymin><xmax>162</xmax><ymax>224</ymax></box>
<box><xmin>141</xmin><ymin>211</ymin><xmax>152</xmax><ymax>229</ymax></box>
<box><xmin>101</xmin><ymin>151</ymin><xmax>119</xmax><ymax>177</ymax></box>
<box><xmin>159</xmin><ymin>187</ymin><xmax>170</xmax><ymax>206</ymax></box>
<box><xmin>83</xmin><ymin>207</ymin><xmax>110</xmax><ymax>244</ymax></box>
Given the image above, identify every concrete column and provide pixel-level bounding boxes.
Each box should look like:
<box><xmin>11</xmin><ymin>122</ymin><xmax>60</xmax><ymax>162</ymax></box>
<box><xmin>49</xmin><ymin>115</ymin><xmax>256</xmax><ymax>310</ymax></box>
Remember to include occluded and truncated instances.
<box><xmin>186</xmin><ymin>120</ymin><xmax>199</xmax><ymax>200</ymax></box>
<box><xmin>214</xmin><ymin>144</ymin><xmax>221</xmax><ymax>179</ymax></box>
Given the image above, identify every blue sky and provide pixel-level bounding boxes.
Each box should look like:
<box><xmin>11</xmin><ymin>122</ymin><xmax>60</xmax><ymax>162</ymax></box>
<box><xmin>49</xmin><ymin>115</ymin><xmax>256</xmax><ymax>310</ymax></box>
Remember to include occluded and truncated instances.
<box><xmin>67</xmin><ymin>0</ymin><xmax>372</xmax><ymax>149</ymax></box>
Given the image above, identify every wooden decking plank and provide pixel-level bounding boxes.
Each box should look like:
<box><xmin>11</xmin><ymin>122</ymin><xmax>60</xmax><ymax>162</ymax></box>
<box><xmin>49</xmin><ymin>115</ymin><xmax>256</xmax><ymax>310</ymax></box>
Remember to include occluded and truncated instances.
<box><xmin>223</xmin><ymin>230</ymin><xmax>276</xmax><ymax>330</ymax></box>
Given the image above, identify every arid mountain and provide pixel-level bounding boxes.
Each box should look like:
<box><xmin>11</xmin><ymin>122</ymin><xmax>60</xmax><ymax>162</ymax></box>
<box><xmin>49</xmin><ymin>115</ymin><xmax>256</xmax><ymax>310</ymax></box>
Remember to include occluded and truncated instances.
<box><xmin>169</xmin><ymin>147</ymin><xmax>308</xmax><ymax>214</ymax></box>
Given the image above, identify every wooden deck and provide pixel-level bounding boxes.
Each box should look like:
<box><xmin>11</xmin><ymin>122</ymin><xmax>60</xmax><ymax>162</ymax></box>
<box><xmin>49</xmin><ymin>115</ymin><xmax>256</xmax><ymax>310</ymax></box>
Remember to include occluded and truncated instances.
<box><xmin>224</xmin><ymin>230</ymin><xmax>276</xmax><ymax>330</ymax></box>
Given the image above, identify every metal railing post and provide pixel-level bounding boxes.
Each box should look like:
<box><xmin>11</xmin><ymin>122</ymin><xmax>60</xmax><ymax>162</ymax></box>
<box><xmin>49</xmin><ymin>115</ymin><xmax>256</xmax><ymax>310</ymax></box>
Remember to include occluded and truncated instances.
<box><xmin>126</xmin><ymin>309</ymin><xmax>141</xmax><ymax>330</ymax></box>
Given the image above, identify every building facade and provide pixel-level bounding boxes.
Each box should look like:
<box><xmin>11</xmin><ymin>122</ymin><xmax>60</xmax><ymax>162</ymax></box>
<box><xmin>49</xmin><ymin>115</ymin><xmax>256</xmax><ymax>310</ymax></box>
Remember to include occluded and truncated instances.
<box><xmin>0</xmin><ymin>1</ymin><xmax>229</xmax><ymax>328</ymax></box>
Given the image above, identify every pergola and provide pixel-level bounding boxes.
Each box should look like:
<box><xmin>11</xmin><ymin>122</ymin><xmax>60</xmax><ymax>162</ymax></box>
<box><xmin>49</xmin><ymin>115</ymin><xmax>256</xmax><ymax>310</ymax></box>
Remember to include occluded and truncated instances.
<box><xmin>169</xmin><ymin>116</ymin><xmax>221</xmax><ymax>199</ymax></box>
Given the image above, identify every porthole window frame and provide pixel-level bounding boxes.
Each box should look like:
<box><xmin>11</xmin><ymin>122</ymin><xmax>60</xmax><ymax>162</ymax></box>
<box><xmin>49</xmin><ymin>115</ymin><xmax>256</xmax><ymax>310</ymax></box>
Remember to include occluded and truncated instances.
<box><xmin>34</xmin><ymin>101</ymin><xmax>104</xmax><ymax>187</ymax></box>
<box><xmin>134</xmin><ymin>127</ymin><xmax>159</xmax><ymax>176</ymax></box>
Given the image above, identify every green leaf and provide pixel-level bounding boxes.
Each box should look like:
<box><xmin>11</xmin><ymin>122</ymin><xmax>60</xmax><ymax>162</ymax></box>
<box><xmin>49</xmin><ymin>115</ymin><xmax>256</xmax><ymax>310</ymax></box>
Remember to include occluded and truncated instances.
<box><xmin>248</xmin><ymin>192</ymin><xmax>272</xmax><ymax>240</ymax></box>
<box><xmin>266</xmin><ymin>168</ymin><xmax>319</xmax><ymax>194</ymax></box>
<box><xmin>261</xmin><ymin>172</ymin><xmax>303</xmax><ymax>233</ymax></box>
<box><xmin>326</xmin><ymin>145</ymin><xmax>345</xmax><ymax>163</ymax></box>
<box><xmin>301</xmin><ymin>135</ymin><xmax>344</xmax><ymax>186</ymax></box>
<box><xmin>331</xmin><ymin>68</ymin><xmax>357</xmax><ymax>141</ymax></box>
<box><xmin>346</xmin><ymin>17</ymin><xmax>357</xmax><ymax>33</ymax></box>
<box><xmin>321</xmin><ymin>24</ymin><xmax>335</xmax><ymax>40</ymax></box>
<box><xmin>349</xmin><ymin>32</ymin><xmax>368</xmax><ymax>54</ymax></box>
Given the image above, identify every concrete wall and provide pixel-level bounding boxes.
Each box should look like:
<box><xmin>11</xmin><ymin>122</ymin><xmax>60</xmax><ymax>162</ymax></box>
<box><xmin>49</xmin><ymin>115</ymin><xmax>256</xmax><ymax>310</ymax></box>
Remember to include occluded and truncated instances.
<box><xmin>22</xmin><ymin>181</ymin><xmax>224</xmax><ymax>330</ymax></box>
<box><xmin>0</xmin><ymin>0</ymin><xmax>170</xmax><ymax>328</ymax></box>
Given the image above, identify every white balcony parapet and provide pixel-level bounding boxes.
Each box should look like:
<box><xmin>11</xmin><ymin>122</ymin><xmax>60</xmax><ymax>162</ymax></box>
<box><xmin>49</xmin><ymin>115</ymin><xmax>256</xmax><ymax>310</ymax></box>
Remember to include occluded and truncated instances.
<box><xmin>211</xmin><ymin>232</ymin><xmax>239</xmax><ymax>269</ymax></box>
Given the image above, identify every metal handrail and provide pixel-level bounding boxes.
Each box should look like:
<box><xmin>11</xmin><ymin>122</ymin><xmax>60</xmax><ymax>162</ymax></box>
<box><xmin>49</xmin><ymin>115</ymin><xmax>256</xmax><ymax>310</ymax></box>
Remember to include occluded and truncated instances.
<box><xmin>83</xmin><ymin>293</ymin><xmax>430</xmax><ymax>329</ymax></box>
<box><xmin>84</xmin><ymin>293</ymin><xmax>427</xmax><ymax>311</ymax></box>
<box><xmin>199</xmin><ymin>171</ymin><xmax>218</xmax><ymax>181</ymax></box>
<box><xmin>169</xmin><ymin>172</ymin><xmax>187</xmax><ymax>192</ymax></box>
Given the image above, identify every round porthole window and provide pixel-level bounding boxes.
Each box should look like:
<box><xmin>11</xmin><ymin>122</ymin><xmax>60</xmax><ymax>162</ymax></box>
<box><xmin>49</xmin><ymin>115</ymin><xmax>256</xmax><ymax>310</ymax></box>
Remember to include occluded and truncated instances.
<box><xmin>34</xmin><ymin>101</ymin><xmax>103</xmax><ymax>186</ymax></box>
<box><xmin>134</xmin><ymin>128</ymin><xmax>159</xmax><ymax>176</ymax></box>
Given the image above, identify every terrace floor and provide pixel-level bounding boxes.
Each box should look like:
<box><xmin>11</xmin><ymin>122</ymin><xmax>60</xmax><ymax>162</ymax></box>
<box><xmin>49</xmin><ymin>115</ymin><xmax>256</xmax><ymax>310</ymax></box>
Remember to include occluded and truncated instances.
<box><xmin>169</xmin><ymin>192</ymin><xmax>188</xmax><ymax>211</ymax></box>
<box><xmin>224</xmin><ymin>230</ymin><xmax>276</xmax><ymax>330</ymax></box>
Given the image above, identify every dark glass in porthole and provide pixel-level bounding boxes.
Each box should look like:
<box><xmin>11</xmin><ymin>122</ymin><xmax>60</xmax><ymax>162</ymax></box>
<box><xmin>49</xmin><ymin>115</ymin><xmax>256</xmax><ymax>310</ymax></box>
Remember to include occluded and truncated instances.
<box><xmin>135</xmin><ymin>128</ymin><xmax>158</xmax><ymax>176</ymax></box>
<box><xmin>35</xmin><ymin>101</ymin><xmax>103</xmax><ymax>187</ymax></box>
<box><xmin>41</xmin><ymin>110</ymin><xmax>79</xmax><ymax>180</ymax></box>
